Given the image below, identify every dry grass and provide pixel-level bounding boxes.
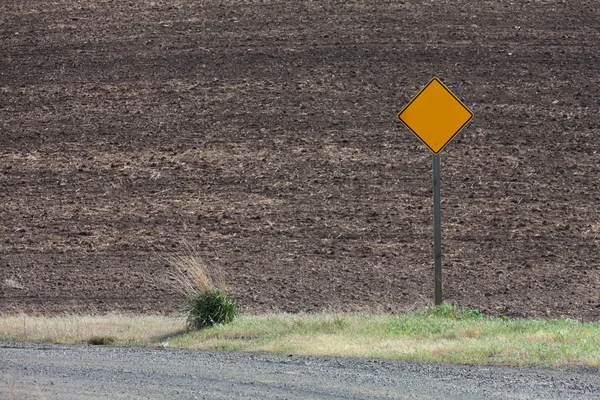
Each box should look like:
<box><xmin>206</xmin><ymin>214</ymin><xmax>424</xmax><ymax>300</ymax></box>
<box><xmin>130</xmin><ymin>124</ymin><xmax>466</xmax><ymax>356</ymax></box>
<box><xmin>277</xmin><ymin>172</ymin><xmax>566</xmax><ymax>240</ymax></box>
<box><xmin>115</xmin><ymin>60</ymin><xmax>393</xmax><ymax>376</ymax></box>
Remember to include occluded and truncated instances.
<box><xmin>2</xmin><ymin>306</ymin><xmax>600</xmax><ymax>366</ymax></box>
<box><xmin>0</xmin><ymin>314</ymin><xmax>181</xmax><ymax>346</ymax></box>
<box><xmin>163</xmin><ymin>310</ymin><xmax>600</xmax><ymax>366</ymax></box>
<box><xmin>165</xmin><ymin>243</ymin><xmax>227</xmax><ymax>296</ymax></box>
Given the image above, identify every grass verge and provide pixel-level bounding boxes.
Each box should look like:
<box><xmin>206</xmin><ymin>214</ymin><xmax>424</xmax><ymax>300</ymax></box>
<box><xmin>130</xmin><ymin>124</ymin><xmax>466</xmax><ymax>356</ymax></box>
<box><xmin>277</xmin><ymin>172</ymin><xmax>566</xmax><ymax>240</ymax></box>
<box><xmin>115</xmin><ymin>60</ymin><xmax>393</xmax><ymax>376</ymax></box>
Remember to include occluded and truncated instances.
<box><xmin>1</xmin><ymin>305</ymin><xmax>600</xmax><ymax>367</ymax></box>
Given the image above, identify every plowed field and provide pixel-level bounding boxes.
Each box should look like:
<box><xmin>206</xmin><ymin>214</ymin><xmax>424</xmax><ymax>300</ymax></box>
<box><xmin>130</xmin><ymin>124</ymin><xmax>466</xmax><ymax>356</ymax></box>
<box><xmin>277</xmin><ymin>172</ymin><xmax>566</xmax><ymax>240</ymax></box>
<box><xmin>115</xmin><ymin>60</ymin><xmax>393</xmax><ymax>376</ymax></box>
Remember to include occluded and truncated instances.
<box><xmin>1</xmin><ymin>0</ymin><xmax>599</xmax><ymax>319</ymax></box>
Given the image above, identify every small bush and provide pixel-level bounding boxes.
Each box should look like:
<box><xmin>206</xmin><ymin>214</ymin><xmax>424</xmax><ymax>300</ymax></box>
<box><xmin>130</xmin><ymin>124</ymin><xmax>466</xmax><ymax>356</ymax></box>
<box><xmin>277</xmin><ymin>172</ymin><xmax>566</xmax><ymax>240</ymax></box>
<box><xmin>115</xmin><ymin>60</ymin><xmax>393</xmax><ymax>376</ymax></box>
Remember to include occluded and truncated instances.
<box><xmin>185</xmin><ymin>288</ymin><xmax>237</xmax><ymax>330</ymax></box>
<box><xmin>168</xmin><ymin>247</ymin><xmax>238</xmax><ymax>330</ymax></box>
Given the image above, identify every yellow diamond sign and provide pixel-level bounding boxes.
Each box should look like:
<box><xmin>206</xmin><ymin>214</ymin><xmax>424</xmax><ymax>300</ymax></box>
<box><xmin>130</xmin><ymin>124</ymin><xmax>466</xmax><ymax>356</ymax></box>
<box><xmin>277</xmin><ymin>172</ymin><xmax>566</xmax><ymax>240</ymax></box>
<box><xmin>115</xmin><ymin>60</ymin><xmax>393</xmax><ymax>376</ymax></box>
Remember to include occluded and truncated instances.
<box><xmin>397</xmin><ymin>77</ymin><xmax>473</xmax><ymax>154</ymax></box>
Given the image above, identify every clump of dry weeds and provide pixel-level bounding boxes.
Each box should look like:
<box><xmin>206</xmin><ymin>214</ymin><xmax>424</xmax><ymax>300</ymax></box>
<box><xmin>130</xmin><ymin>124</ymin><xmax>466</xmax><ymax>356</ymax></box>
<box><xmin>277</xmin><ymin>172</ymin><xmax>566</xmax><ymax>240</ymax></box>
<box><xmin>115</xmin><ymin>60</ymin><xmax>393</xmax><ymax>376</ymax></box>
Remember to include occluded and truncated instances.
<box><xmin>167</xmin><ymin>245</ymin><xmax>237</xmax><ymax>330</ymax></box>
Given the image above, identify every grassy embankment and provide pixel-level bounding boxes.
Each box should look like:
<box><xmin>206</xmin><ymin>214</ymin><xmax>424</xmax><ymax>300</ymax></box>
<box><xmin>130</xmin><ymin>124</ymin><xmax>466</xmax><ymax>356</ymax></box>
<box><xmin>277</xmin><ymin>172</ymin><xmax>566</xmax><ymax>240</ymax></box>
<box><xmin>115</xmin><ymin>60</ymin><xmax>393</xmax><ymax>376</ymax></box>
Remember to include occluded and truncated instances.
<box><xmin>1</xmin><ymin>304</ymin><xmax>599</xmax><ymax>367</ymax></box>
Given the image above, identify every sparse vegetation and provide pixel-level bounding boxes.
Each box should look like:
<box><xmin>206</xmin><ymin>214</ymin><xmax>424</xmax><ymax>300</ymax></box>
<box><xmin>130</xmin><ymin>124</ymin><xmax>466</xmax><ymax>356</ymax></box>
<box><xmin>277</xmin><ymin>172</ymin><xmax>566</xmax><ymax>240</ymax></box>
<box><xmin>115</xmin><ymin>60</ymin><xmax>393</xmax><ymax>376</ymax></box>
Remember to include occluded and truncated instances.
<box><xmin>2</xmin><ymin>305</ymin><xmax>600</xmax><ymax>366</ymax></box>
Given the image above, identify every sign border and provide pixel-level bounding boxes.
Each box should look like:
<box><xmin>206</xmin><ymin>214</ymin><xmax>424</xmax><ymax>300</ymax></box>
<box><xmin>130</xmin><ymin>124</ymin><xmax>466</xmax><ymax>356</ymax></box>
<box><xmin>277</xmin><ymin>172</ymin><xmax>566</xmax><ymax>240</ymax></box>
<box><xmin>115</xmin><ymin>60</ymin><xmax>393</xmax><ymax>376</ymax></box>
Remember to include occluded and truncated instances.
<box><xmin>397</xmin><ymin>77</ymin><xmax>474</xmax><ymax>154</ymax></box>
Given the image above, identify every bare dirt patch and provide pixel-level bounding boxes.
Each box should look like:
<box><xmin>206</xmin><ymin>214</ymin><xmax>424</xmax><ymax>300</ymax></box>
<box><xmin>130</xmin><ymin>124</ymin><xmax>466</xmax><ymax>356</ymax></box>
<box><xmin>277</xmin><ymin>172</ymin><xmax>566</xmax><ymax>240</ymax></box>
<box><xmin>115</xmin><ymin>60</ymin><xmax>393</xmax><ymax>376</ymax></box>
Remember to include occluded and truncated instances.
<box><xmin>1</xmin><ymin>0</ymin><xmax>599</xmax><ymax>319</ymax></box>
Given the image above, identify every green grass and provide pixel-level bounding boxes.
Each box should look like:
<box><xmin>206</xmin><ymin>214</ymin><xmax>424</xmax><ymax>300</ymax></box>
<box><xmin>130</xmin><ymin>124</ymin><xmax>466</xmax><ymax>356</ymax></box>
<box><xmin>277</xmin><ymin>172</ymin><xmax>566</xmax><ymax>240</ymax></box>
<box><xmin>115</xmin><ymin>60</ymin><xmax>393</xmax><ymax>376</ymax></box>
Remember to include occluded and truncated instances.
<box><xmin>2</xmin><ymin>304</ymin><xmax>600</xmax><ymax>367</ymax></box>
<box><xmin>184</xmin><ymin>288</ymin><xmax>237</xmax><ymax>330</ymax></box>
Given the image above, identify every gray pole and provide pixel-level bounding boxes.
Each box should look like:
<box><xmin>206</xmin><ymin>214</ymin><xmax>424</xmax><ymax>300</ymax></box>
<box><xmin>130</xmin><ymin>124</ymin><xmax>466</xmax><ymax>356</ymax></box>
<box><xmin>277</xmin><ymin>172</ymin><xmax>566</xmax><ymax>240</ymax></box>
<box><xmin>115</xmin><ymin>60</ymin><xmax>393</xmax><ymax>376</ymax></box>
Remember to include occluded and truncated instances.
<box><xmin>432</xmin><ymin>154</ymin><xmax>442</xmax><ymax>305</ymax></box>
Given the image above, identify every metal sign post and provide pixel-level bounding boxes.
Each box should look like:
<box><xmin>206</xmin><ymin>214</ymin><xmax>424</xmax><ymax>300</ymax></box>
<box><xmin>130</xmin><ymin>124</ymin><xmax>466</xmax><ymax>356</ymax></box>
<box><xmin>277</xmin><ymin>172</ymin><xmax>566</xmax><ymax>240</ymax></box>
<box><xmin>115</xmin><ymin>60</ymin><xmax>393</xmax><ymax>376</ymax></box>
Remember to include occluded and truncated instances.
<box><xmin>396</xmin><ymin>77</ymin><xmax>473</xmax><ymax>305</ymax></box>
<box><xmin>432</xmin><ymin>155</ymin><xmax>442</xmax><ymax>305</ymax></box>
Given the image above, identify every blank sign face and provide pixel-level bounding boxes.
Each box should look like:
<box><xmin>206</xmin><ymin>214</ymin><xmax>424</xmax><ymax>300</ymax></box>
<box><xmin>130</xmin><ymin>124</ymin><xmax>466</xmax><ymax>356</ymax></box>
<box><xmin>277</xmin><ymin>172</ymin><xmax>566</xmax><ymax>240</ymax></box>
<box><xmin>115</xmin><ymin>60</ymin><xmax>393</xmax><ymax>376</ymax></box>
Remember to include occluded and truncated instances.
<box><xmin>397</xmin><ymin>77</ymin><xmax>473</xmax><ymax>154</ymax></box>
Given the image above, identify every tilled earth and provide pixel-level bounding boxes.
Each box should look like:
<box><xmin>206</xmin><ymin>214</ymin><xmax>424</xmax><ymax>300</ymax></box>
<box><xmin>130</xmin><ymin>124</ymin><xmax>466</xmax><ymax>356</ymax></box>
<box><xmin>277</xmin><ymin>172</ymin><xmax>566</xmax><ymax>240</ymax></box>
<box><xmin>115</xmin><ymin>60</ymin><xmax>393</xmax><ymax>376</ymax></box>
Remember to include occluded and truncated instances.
<box><xmin>1</xmin><ymin>0</ymin><xmax>599</xmax><ymax>319</ymax></box>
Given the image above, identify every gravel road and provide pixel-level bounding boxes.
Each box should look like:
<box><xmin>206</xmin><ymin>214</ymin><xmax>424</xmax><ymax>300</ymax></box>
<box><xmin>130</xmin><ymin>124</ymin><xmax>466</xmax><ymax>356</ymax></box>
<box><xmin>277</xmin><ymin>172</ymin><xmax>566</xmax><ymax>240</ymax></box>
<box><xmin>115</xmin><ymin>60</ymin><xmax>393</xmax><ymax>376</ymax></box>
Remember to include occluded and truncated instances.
<box><xmin>1</xmin><ymin>342</ymin><xmax>599</xmax><ymax>399</ymax></box>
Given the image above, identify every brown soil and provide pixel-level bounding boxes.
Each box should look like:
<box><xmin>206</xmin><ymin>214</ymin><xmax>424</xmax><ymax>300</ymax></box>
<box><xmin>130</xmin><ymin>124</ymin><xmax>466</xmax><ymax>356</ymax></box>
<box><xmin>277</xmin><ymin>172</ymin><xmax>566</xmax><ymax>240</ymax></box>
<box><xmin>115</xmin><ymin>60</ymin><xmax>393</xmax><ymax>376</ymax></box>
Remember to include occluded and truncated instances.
<box><xmin>1</xmin><ymin>0</ymin><xmax>599</xmax><ymax>320</ymax></box>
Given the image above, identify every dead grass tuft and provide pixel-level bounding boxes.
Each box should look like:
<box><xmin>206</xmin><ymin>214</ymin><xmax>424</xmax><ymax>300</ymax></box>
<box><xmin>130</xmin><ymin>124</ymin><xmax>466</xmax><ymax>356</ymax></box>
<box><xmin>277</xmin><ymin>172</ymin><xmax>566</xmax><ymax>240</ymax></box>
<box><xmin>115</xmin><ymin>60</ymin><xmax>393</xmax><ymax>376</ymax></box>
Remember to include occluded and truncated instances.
<box><xmin>166</xmin><ymin>242</ymin><xmax>226</xmax><ymax>296</ymax></box>
<box><xmin>166</xmin><ymin>241</ymin><xmax>237</xmax><ymax>330</ymax></box>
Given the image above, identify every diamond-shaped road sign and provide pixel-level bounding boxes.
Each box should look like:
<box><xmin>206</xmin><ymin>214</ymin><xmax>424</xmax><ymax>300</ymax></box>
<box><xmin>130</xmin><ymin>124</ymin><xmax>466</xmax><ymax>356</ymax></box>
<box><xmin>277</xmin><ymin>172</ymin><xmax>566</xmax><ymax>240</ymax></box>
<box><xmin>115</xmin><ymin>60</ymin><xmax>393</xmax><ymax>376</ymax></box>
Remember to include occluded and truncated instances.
<box><xmin>397</xmin><ymin>77</ymin><xmax>473</xmax><ymax>154</ymax></box>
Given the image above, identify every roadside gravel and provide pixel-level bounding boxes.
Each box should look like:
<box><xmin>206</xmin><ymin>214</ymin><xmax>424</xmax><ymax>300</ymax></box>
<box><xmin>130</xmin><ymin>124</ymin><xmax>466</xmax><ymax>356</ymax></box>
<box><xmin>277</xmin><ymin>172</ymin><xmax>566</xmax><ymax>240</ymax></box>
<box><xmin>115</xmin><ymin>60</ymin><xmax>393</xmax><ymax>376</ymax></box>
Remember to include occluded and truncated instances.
<box><xmin>1</xmin><ymin>342</ymin><xmax>599</xmax><ymax>399</ymax></box>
